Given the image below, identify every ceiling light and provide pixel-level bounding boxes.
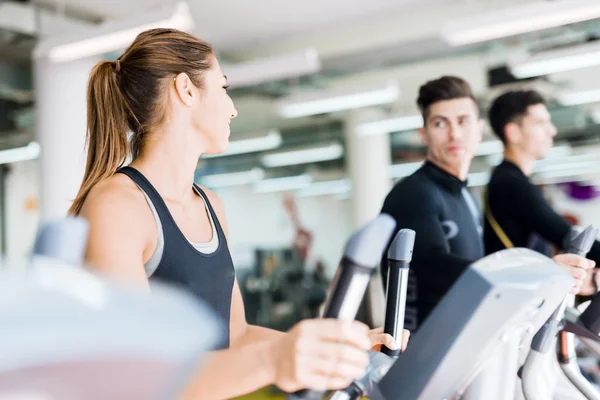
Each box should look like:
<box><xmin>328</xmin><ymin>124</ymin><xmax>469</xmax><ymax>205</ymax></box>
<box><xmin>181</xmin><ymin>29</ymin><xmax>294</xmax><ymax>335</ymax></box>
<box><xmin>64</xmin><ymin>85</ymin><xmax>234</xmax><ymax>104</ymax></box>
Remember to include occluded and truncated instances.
<box><xmin>486</xmin><ymin>144</ymin><xmax>572</xmax><ymax>167</ymax></box>
<box><xmin>557</xmin><ymin>89</ymin><xmax>600</xmax><ymax>106</ymax></box>
<box><xmin>475</xmin><ymin>140</ymin><xmax>504</xmax><ymax>156</ymax></box>
<box><xmin>537</xmin><ymin>160</ymin><xmax>599</xmax><ymax>173</ymax></box>
<box><xmin>261</xmin><ymin>142</ymin><xmax>343</xmax><ymax>168</ymax></box>
<box><xmin>199</xmin><ymin>168</ymin><xmax>265</xmax><ymax>188</ymax></box>
<box><xmin>224</xmin><ymin>49</ymin><xmax>321</xmax><ymax>89</ymax></box>
<box><xmin>441</xmin><ymin>0</ymin><xmax>600</xmax><ymax>46</ymax></box>
<box><xmin>277</xmin><ymin>81</ymin><xmax>400</xmax><ymax>118</ymax></box>
<box><xmin>510</xmin><ymin>41</ymin><xmax>600</xmax><ymax>78</ymax></box>
<box><xmin>35</xmin><ymin>2</ymin><xmax>194</xmax><ymax>63</ymax></box>
<box><xmin>253</xmin><ymin>174</ymin><xmax>312</xmax><ymax>193</ymax></box>
<box><xmin>535</xmin><ymin>153</ymin><xmax>598</xmax><ymax>173</ymax></box>
<box><xmin>297</xmin><ymin>179</ymin><xmax>352</xmax><ymax>197</ymax></box>
<box><xmin>535</xmin><ymin>162</ymin><xmax>600</xmax><ymax>183</ymax></box>
<box><xmin>590</xmin><ymin>108</ymin><xmax>600</xmax><ymax>124</ymax></box>
<box><xmin>204</xmin><ymin>130</ymin><xmax>282</xmax><ymax>158</ymax></box>
<box><xmin>389</xmin><ymin>161</ymin><xmax>424</xmax><ymax>179</ymax></box>
<box><xmin>356</xmin><ymin>114</ymin><xmax>423</xmax><ymax>136</ymax></box>
<box><xmin>0</xmin><ymin>142</ymin><xmax>40</xmax><ymax>164</ymax></box>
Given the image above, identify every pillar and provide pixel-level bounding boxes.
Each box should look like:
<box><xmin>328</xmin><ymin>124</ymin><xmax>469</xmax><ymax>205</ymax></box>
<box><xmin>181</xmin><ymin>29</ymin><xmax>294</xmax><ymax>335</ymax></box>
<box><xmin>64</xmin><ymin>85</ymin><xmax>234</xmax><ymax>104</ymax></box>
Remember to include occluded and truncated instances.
<box><xmin>345</xmin><ymin>108</ymin><xmax>393</xmax><ymax>328</ymax></box>
<box><xmin>34</xmin><ymin>56</ymin><xmax>100</xmax><ymax>221</ymax></box>
<box><xmin>345</xmin><ymin>108</ymin><xmax>392</xmax><ymax>228</ymax></box>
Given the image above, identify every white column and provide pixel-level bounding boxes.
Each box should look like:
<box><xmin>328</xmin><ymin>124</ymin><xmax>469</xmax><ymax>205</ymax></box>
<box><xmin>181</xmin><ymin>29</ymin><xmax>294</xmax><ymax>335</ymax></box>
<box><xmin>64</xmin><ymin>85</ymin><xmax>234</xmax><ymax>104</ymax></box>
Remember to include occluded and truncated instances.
<box><xmin>345</xmin><ymin>108</ymin><xmax>392</xmax><ymax>229</ymax></box>
<box><xmin>34</xmin><ymin>56</ymin><xmax>99</xmax><ymax>221</ymax></box>
<box><xmin>345</xmin><ymin>108</ymin><xmax>393</xmax><ymax>328</ymax></box>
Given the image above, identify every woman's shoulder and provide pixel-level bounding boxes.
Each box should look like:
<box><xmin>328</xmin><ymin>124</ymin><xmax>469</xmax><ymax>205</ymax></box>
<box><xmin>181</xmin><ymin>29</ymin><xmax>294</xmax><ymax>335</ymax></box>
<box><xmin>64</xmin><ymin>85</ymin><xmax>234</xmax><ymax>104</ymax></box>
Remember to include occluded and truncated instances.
<box><xmin>195</xmin><ymin>184</ymin><xmax>229</xmax><ymax>236</ymax></box>
<box><xmin>195</xmin><ymin>184</ymin><xmax>223</xmax><ymax>208</ymax></box>
<box><xmin>79</xmin><ymin>173</ymin><xmax>150</xmax><ymax>226</ymax></box>
<box><xmin>78</xmin><ymin>173</ymin><xmax>155</xmax><ymax>281</ymax></box>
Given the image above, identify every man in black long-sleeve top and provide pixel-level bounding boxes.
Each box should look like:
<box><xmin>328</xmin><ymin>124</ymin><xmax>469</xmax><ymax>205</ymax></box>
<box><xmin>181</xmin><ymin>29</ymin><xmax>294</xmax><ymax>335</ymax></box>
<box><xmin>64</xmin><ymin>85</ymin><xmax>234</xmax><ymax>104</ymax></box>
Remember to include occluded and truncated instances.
<box><xmin>485</xmin><ymin>90</ymin><xmax>600</xmax><ymax>263</ymax></box>
<box><xmin>381</xmin><ymin>78</ymin><xmax>596</xmax><ymax>332</ymax></box>
<box><xmin>381</xmin><ymin>76</ymin><xmax>486</xmax><ymax>330</ymax></box>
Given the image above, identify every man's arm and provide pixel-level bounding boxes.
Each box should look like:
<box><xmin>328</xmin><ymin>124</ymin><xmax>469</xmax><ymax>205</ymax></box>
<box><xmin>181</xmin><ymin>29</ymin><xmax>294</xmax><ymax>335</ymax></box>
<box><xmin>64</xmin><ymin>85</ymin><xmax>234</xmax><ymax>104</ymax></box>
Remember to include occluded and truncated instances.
<box><xmin>381</xmin><ymin>184</ymin><xmax>475</xmax><ymax>294</ymax></box>
<box><xmin>492</xmin><ymin>177</ymin><xmax>600</xmax><ymax>263</ymax></box>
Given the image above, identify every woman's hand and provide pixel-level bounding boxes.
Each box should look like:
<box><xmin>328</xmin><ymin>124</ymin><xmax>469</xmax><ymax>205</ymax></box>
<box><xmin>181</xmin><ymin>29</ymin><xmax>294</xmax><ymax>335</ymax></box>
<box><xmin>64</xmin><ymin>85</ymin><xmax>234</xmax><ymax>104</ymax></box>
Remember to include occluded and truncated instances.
<box><xmin>268</xmin><ymin>319</ymin><xmax>371</xmax><ymax>392</ymax></box>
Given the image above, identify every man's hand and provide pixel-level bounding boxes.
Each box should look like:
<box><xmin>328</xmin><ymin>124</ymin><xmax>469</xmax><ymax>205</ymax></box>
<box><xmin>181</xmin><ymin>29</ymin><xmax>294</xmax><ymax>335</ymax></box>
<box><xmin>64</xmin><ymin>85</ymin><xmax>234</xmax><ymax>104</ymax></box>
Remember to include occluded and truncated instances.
<box><xmin>368</xmin><ymin>326</ymin><xmax>410</xmax><ymax>352</ymax></box>
<box><xmin>552</xmin><ymin>254</ymin><xmax>596</xmax><ymax>294</ymax></box>
<box><xmin>578</xmin><ymin>268</ymin><xmax>600</xmax><ymax>296</ymax></box>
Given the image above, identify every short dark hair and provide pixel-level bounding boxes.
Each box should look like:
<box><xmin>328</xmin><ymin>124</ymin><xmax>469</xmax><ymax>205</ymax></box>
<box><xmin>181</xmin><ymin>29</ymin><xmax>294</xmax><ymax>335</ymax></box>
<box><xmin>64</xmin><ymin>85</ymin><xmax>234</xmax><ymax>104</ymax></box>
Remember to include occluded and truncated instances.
<box><xmin>488</xmin><ymin>90</ymin><xmax>546</xmax><ymax>143</ymax></box>
<box><xmin>417</xmin><ymin>76</ymin><xmax>477</xmax><ymax>121</ymax></box>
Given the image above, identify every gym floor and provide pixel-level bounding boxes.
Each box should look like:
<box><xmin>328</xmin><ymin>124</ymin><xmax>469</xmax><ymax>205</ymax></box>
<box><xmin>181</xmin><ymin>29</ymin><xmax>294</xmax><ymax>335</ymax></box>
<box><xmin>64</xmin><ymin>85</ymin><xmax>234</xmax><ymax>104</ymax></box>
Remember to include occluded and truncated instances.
<box><xmin>234</xmin><ymin>387</ymin><xmax>286</xmax><ymax>399</ymax></box>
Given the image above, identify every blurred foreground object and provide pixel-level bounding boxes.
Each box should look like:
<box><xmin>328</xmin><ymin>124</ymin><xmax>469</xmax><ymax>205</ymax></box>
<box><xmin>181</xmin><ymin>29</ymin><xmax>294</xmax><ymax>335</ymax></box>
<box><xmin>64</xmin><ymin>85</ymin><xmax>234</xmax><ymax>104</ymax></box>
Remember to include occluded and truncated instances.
<box><xmin>0</xmin><ymin>217</ymin><xmax>223</xmax><ymax>400</ymax></box>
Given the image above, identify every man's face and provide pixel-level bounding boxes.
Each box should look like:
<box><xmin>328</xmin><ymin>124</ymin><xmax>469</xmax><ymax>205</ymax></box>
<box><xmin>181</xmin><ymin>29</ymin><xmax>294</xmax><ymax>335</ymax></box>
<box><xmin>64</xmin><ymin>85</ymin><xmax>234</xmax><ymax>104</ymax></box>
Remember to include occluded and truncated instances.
<box><xmin>507</xmin><ymin>103</ymin><xmax>557</xmax><ymax>160</ymax></box>
<box><xmin>419</xmin><ymin>97</ymin><xmax>483</xmax><ymax>176</ymax></box>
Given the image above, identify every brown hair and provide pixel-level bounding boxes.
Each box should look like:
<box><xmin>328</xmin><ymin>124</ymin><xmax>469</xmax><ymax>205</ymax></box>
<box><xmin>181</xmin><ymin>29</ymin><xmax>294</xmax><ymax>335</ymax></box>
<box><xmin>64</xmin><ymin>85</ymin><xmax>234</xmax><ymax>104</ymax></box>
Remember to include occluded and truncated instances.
<box><xmin>68</xmin><ymin>28</ymin><xmax>214</xmax><ymax>215</ymax></box>
<box><xmin>417</xmin><ymin>76</ymin><xmax>477</xmax><ymax>121</ymax></box>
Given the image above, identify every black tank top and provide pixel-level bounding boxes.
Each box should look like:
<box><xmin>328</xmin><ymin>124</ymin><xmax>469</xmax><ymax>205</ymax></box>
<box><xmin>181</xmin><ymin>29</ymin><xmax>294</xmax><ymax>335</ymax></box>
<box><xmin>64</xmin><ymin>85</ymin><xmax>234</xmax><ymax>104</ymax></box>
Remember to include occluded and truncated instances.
<box><xmin>117</xmin><ymin>166</ymin><xmax>235</xmax><ymax>349</ymax></box>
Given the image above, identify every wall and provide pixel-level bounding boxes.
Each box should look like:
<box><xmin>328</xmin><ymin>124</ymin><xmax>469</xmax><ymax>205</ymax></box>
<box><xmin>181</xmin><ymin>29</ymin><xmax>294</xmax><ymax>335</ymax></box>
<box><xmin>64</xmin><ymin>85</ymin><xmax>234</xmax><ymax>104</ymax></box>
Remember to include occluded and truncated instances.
<box><xmin>0</xmin><ymin>159</ymin><xmax>356</xmax><ymax>273</ymax></box>
<box><xmin>546</xmin><ymin>184</ymin><xmax>600</xmax><ymax>241</ymax></box>
<box><xmin>213</xmin><ymin>185</ymin><xmax>353</xmax><ymax>276</ymax></box>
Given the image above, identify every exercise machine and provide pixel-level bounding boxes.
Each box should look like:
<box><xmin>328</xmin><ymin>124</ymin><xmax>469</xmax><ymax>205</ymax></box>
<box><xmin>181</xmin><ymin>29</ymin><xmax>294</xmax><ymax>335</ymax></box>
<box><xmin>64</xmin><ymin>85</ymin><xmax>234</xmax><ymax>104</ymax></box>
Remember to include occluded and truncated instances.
<box><xmin>1</xmin><ymin>214</ymin><xmax>400</xmax><ymax>400</ymax></box>
<box><xmin>371</xmin><ymin>247</ymin><xmax>573</xmax><ymax>399</ymax></box>
<box><xmin>326</xmin><ymin>228</ymin><xmax>416</xmax><ymax>400</ymax></box>
<box><xmin>521</xmin><ymin>226</ymin><xmax>600</xmax><ymax>400</ymax></box>
<box><xmin>287</xmin><ymin>214</ymin><xmax>397</xmax><ymax>400</ymax></box>
<box><xmin>0</xmin><ymin>217</ymin><xmax>223</xmax><ymax>400</ymax></box>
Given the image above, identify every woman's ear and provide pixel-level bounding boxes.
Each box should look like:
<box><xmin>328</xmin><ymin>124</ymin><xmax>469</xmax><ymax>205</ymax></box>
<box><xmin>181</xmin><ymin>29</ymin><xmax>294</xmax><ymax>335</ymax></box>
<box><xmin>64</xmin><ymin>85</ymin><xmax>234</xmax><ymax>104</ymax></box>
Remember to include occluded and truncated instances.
<box><xmin>173</xmin><ymin>73</ymin><xmax>195</xmax><ymax>107</ymax></box>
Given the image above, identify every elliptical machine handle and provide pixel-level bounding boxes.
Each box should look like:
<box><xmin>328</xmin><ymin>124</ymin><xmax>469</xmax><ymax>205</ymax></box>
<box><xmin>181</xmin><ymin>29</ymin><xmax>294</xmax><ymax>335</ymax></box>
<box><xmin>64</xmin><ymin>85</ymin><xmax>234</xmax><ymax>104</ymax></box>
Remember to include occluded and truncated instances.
<box><xmin>382</xmin><ymin>229</ymin><xmax>415</xmax><ymax>358</ymax></box>
<box><xmin>287</xmin><ymin>215</ymin><xmax>396</xmax><ymax>400</ymax></box>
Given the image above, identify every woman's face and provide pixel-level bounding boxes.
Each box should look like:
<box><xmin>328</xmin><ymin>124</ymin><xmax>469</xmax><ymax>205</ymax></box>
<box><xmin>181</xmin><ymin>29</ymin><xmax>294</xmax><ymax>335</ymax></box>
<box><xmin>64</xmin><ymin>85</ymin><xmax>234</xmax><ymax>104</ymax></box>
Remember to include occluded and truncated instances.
<box><xmin>191</xmin><ymin>55</ymin><xmax>238</xmax><ymax>155</ymax></box>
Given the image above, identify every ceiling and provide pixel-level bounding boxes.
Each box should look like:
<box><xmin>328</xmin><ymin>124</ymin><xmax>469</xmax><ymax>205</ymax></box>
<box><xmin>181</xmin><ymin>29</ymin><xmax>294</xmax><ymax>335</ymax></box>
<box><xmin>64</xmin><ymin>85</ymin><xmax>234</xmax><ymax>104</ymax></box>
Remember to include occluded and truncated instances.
<box><xmin>34</xmin><ymin>0</ymin><xmax>447</xmax><ymax>50</ymax></box>
<box><xmin>1</xmin><ymin>0</ymin><xmax>600</xmax><ymax>192</ymax></box>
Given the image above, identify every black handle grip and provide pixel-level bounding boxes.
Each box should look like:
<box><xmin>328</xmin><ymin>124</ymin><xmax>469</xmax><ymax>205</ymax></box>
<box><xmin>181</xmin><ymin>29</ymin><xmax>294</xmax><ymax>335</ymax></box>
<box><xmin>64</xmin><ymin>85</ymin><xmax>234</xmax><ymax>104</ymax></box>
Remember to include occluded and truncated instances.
<box><xmin>564</xmin><ymin>225</ymin><xmax>598</xmax><ymax>257</ymax></box>
<box><xmin>572</xmin><ymin>226</ymin><xmax>600</xmax><ymax>333</ymax></box>
<box><xmin>381</xmin><ymin>229</ymin><xmax>415</xmax><ymax>357</ymax></box>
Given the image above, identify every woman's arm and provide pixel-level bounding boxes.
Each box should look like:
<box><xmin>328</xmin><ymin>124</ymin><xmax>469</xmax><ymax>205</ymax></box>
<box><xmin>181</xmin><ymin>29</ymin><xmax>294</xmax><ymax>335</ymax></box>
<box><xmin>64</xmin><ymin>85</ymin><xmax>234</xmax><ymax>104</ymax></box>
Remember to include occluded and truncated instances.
<box><xmin>182</xmin><ymin>319</ymin><xmax>372</xmax><ymax>400</ymax></box>
<box><xmin>229</xmin><ymin>277</ymin><xmax>284</xmax><ymax>347</ymax></box>
<box><xmin>80</xmin><ymin>183</ymin><xmax>281</xmax><ymax>397</ymax></box>
<box><xmin>179</xmin><ymin>340</ymin><xmax>275</xmax><ymax>399</ymax></box>
<box><xmin>81</xmin><ymin>183</ymin><xmax>372</xmax><ymax>399</ymax></box>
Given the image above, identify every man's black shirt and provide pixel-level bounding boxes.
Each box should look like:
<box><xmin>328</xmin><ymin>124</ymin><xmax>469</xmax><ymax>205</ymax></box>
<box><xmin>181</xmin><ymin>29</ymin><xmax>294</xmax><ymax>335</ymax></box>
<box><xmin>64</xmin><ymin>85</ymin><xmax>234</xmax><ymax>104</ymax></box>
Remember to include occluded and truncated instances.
<box><xmin>485</xmin><ymin>160</ymin><xmax>600</xmax><ymax>262</ymax></box>
<box><xmin>381</xmin><ymin>161</ymin><xmax>484</xmax><ymax>330</ymax></box>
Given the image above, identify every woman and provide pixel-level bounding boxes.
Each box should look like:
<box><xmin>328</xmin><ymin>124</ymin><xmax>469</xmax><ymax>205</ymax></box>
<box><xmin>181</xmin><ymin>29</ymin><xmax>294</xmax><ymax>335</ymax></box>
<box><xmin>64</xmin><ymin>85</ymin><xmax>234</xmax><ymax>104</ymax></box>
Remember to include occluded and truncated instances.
<box><xmin>70</xmin><ymin>28</ymin><xmax>405</xmax><ymax>399</ymax></box>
